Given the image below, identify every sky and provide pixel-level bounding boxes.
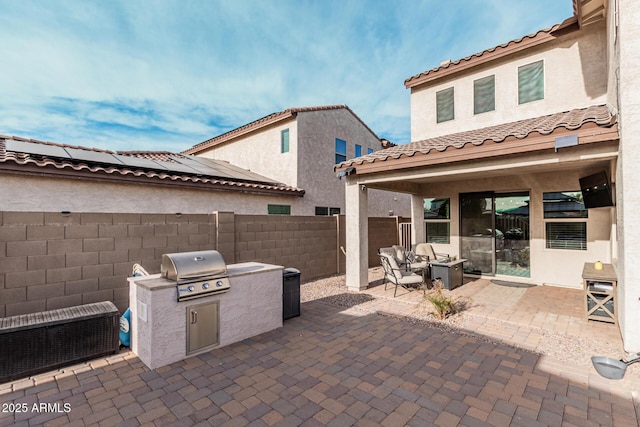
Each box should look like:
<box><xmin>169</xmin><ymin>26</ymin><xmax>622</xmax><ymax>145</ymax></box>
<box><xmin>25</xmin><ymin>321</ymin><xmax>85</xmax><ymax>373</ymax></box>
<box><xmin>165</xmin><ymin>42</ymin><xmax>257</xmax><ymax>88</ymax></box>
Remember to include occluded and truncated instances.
<box><xmin>0</xmin><ymin>0</ymin><xmax>574</xmax><ymax>153</ymax></box>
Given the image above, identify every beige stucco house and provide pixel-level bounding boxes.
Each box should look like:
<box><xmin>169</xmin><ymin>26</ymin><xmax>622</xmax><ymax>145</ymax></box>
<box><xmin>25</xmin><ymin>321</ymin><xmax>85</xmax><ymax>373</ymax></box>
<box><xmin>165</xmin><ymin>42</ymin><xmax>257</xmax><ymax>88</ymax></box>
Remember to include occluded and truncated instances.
<box><xmin>337</xmin><ymin>0</ymin><xmax>640</xmax><ymax>352</ymax></box>
<box><xmin>184</xmin><ymin>105</ymin><xmax>410</xmax><ymax>217</ymax></box>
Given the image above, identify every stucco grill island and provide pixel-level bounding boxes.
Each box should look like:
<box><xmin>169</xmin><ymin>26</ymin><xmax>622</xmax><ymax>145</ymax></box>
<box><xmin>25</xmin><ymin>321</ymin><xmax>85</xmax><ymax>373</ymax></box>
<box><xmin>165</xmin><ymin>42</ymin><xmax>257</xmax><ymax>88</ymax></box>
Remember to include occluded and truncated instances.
<box><xmin>128</xmin><ymin>251</ymin><xmax>283</xmax><ymax>370</ymax></box>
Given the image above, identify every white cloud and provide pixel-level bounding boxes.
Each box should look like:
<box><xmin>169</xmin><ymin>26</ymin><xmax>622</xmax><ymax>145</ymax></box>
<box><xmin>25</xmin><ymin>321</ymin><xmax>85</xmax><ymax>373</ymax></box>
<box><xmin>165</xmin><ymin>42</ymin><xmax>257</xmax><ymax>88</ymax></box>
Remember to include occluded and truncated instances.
<box><xmin>0</xmin><ymin>0</ymin><xmax>574</xmax><ymax>151</ymax></box>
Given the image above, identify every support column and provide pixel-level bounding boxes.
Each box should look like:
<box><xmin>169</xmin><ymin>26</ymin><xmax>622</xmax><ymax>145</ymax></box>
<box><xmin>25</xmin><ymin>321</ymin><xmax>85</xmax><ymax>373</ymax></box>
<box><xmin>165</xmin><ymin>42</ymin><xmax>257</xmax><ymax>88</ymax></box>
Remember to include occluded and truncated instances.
<box><xmin>345</xmin><ymin>179</ymin><xmax>368</xmax><ymax>291</ymax></box>
<box><xmin>411</xmin><ymin>194</ymin><xmax>425</xmax><ymax>248</ymax></box>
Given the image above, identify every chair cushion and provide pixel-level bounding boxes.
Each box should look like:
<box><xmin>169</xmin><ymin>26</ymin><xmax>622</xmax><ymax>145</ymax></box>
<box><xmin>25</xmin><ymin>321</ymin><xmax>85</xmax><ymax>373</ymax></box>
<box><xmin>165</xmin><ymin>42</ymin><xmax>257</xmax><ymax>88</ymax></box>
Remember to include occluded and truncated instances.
<box><xmin>392</xmin><ymin>245</ymin><xmax>406</xmax><ymax>262</ymax></box>
<box><xmin>396</xmin><ymin>273</ymin><xmax>424</xmax><ymax>285</ymax></box>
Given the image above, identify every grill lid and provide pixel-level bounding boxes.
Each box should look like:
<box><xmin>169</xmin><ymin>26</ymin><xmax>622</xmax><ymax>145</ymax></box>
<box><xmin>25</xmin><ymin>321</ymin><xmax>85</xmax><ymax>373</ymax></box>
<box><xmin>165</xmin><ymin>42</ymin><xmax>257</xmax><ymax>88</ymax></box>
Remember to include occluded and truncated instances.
<box><xmin>162</xmin><ymin>250</ymin><xmax>227</xmax><ymax>282</ymax></box>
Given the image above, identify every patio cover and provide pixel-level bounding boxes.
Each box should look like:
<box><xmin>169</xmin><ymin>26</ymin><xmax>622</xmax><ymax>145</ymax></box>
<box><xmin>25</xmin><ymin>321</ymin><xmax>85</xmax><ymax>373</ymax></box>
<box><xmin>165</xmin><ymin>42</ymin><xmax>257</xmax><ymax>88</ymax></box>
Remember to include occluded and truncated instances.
<box><xmin>336</xmin><ymin>104</ymin><xmax>619</xmax><ymax>291</ymax></box>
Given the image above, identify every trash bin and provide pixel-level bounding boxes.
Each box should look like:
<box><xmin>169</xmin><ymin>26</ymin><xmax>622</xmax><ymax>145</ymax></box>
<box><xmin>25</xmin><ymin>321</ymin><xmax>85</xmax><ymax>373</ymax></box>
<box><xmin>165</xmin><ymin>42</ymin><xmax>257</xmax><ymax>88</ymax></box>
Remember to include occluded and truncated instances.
<box><xmin>283</xmin><ymin>268</ymin><xmax>301</xmax><ymax>320</ymax></box>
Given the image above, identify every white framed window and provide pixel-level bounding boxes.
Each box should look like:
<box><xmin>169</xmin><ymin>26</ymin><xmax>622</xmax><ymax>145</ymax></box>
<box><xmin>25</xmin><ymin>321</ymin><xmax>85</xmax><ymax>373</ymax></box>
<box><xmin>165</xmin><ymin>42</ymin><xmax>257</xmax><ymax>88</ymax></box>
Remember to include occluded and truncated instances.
<box><xmin>281</xmin><ymin>129</ymin><xmax>289</xmax><ymax>153</ymax></box>
<box><xmin>436</xmin><ymin>87</ymin><xmax>454</xmax><ymax>123</ymax></box>
<box><xmin>518</xmin><ymin>60</ymin><xmax>544</xmax><ymax>104</ymax></box>
<box><xmin>424</xmin><ymin>198</ymin><xmax>450</xmax><ymax>244</ymax></box>
<box><xmin>543</xmin><ymin>191</ymin><xmax>587</xmax><ymax>250</ymax></box>
<box><xmin>474</xmin><ymin>75</ymin><xmax>495</xmax><ymax>114</ymax></box>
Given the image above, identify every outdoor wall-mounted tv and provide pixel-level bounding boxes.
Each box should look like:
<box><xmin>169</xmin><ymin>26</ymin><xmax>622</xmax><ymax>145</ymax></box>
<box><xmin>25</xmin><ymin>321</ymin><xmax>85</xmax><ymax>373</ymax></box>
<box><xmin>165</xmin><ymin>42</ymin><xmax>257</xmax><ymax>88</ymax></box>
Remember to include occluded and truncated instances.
<box><xmin>579</xmin><ymin>171</ymin><xmax>614</xmax><ymax>208</ymax></box>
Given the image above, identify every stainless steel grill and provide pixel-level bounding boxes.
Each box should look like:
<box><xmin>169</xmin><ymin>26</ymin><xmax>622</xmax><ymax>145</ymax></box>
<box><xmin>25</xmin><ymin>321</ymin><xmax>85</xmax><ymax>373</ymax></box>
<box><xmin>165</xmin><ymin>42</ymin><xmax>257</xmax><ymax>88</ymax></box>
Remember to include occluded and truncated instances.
<box><xmin>161</xmin><ymin>250</ymin><xmax>230</xmax><ymax>301</ymax></box>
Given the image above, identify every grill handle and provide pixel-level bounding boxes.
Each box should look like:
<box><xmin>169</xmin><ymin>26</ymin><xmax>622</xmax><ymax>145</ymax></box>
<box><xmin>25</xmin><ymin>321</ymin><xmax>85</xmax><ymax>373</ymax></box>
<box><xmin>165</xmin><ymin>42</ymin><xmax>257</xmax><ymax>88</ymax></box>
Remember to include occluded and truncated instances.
<box><xmin>178</xmin><ymin>271</ymin><xmax>226</xmax><ymax>280</ymax></box>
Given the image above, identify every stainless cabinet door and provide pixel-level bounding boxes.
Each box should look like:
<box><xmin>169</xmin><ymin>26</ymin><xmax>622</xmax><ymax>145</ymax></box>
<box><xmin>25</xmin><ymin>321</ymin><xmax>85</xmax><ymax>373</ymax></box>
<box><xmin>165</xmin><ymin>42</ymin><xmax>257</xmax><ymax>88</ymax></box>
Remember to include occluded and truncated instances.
<box><xmin>187</xmin><ymin>301</ymin><xmax>219</xmax><ymax>354</ymax></box>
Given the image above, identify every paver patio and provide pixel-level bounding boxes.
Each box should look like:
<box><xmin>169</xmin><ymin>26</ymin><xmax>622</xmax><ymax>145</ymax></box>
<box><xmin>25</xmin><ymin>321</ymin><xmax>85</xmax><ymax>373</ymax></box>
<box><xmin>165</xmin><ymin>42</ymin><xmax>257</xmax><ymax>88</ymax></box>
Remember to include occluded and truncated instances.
<box><xmin>1</xmin><ymin>271</ymin><xmax>639</xmax><ymax>426</ymax></box>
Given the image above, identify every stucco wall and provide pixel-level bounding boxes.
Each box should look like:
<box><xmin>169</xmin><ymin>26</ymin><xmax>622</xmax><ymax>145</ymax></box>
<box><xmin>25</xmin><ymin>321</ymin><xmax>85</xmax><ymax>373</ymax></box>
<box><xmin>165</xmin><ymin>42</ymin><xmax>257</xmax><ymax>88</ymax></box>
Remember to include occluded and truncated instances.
<box><xmin>615</xmin><ymin>0</ymin><xmax>640</xmax><ymax>351</ymax></box>
<box><xmin>415</xmin><ymin>168</ymin><xmax>614</xmax><ymax>288</ymax></box>
<box><xmin>0</xmin><ymin>174</ymin><xmax>301</xmax><ymax>215</ymax></box>
<box><xmin>410</xmin><ymin>21</ymin><xmax>608</xmax><ymax>141</ymax></box>
<box><xmin>195</xmin><ymin>109</ymin><xmax>410</xmax><ymax>217</ymax></box>
<box><xmin>198</xmin><ymin>118</ymin><xmax>299</xmax><ymax>188</ymax></box>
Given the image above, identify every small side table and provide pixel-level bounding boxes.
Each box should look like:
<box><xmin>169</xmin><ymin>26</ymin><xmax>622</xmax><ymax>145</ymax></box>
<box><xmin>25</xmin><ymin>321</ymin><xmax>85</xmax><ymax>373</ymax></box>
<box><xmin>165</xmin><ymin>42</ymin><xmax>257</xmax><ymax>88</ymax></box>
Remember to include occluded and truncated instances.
<box><xmin>430</xmin><ymin>259</ymin><xmax>467</xmax><ymax>290</ymax></box>
<box><xmin>582</xmin><ymin>263</ymin><xmax>617</xmax><ymax>324</ymax></box>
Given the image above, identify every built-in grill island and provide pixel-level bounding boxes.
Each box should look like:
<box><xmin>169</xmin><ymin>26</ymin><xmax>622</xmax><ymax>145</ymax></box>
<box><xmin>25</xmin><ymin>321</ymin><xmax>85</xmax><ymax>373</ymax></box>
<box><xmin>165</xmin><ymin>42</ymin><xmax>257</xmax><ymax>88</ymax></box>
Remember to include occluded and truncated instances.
<box><xmin>128</xmin><ymin>251</ymin><xmax>283</xmax><ymax>370</ymax></box>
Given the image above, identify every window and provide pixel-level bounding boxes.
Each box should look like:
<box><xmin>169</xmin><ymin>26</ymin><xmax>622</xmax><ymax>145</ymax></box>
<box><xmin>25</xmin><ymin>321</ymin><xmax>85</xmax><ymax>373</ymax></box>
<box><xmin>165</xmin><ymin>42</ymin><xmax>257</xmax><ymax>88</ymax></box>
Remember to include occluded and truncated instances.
<box><xmin>424</xmin><ymin>198</ymin><xmax>450</xmax><ymax>244</ymax></box>
<box><xmin>355</xmin><ymin>144</ymin><xmax>362</xmax><ymax>157</ymax></box>
<box><xmin>281</xmin><ymin>129</ymin><xmax>289</xmax><ymax>153</ymax></box>
<box><xmin>546</xmin><ymin>222</ymin><xmax>586</xmax><ymax>250</ymax></box>
<box><xmin>335</xmin><ymin>138</ymin><xmax>347</xmax><ymax>164</ymax></box>
<box><xmin>367</xmin><ymin>148</ymin><xmax>374</xmax><ymax>154</ymax></box>
<box><xmin>543</xmin><ymin>192</ymin><xmax>588</xmax><ymax>218</ymax></box>
<box><xmin>543</xmin><ymin>191</ymin><xmax>587</xmax><ymax>250</ymax></box>
<box><xmin>268</xmin><ymin>204</ymin><xmax>291</xmax><ymax>215</ymax></box>
<box><xmin>315</xmin><ymin>207</ymin><xmax>340</xmax><ymax>216</ymax></box>
<box><xmin>518</xmin><ymin>60</ymin><xmax>544</xmax><ymax>104</ymax></box>
<box><xmin>436</xmin><ymin>87</ymin><xmax>454</xmax><ymax>123</ymax></box>
<box><xmin>474</xmin><ymin>75</ymin><xmax>495</xmax><ymax>114</ymax></box>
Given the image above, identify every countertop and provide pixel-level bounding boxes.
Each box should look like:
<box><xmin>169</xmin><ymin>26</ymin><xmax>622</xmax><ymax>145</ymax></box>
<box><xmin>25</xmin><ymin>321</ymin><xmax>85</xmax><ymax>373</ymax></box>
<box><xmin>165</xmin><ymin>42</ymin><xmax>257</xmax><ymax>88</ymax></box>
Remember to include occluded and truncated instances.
<box><xmin>130</xmin><ymin>262</ymin><xmax>284</xmax><ymax>291</ymax></box>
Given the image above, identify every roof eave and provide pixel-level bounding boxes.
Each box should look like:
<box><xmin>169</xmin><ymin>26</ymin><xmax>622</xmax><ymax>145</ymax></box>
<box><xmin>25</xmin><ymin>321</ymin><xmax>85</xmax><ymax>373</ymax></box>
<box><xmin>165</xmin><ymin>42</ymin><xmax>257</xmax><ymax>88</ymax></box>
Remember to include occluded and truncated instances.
<box><xmin>0</xmin><ymin>161</ymin><xmax>306</xmax><ymax>197</ymax></box>
<box><xmin>404</xmin><ymin>16</ymin><xmax>580</xmax><ymax>89</ymax></box>
<box><xmin>183</xmin><ymin>111</ymin><xmax>296</xmax><ymax>155</ymax></box>
<box><xmin>336</xmin><ymin>123</ymin><xmax>619</xmax><ymax>175</ymax></box>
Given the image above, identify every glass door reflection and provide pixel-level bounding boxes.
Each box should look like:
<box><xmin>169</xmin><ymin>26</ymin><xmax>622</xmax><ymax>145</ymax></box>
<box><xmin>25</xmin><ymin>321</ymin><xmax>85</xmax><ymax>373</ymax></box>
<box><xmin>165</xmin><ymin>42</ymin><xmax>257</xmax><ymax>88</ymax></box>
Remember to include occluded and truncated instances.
<box><xmin>459</xmin><ymin>192</ymin><xmax>494</xmax><ymax>275</ymax></box>
<box><xmin>495</xmin><ymin>192</ymin><xmax>530</xmax><ymax>277</ymax></box>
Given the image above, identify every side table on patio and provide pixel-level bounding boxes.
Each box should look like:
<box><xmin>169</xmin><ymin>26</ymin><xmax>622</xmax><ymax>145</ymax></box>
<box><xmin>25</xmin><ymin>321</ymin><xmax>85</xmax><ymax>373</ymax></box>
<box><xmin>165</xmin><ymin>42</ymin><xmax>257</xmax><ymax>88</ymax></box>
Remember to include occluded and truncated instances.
<box><xmin>582</xmin><ymin>262</ymin><xmax>617</xmax><ymax>324</ymax></box>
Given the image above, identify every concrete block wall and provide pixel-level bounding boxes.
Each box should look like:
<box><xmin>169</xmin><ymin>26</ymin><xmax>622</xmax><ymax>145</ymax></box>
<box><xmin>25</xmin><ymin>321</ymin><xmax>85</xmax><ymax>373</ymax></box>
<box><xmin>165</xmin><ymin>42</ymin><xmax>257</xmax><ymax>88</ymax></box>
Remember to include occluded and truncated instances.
<box><xmin>234</xmin><ymin>215</ymin><xmax>339</xmax><ymax>282</ymax></box>
<box><xmin>0</xmin><ymin>210</ymin><xmax>401</xmax><ymax>317</ymax></box>
<box><xmin>0</xmin><ymin>212</ymin><xmax>215</xmax><ymax>317</ymax></box>
<box><xmin>368</xmin><ymin>217</ymin><xmax>406</xmax><ymax>266</ymax></box>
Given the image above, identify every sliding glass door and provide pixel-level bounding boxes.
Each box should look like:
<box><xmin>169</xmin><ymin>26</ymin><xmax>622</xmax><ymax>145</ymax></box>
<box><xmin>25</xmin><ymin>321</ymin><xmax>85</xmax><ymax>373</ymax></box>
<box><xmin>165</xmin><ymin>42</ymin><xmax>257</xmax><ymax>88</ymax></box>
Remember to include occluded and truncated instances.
<box><xmin>460</xmin><ymin>191</ymin><xmax>530</xmax><ymax>277</ymax></box>
<box><xmin>460</xmin><ymin>192</ymin><xmax>495</xmax><ymax>275</ymax></box>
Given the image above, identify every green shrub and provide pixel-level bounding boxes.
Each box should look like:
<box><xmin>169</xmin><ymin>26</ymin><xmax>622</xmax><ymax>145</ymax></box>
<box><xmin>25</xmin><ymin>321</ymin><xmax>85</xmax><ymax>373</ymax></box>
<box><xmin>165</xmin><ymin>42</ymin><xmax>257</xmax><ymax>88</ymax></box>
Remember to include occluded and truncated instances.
<box><xmin>422</xmin><ymin>279</ymin><xmax>466</xmax><ymax>320</ymax></box>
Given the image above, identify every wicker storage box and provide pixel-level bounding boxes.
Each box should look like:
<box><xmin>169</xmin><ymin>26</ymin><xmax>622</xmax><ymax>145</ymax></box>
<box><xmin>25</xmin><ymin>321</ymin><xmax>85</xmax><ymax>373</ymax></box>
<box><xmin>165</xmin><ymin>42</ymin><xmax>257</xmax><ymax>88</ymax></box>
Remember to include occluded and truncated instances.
<box><xmin>0</xmin><ymin>301</ymin><xmax>120</xmax><ymax>383</ymax></box>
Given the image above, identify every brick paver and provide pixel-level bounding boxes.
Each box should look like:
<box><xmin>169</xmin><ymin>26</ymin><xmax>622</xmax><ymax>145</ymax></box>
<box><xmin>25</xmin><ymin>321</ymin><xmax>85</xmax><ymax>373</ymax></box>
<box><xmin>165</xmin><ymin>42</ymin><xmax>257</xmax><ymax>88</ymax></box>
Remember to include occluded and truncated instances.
<box><xmin>1</xmin><ymin>274</ymin><xmax>639</xmax><ymax>426</ymax></box>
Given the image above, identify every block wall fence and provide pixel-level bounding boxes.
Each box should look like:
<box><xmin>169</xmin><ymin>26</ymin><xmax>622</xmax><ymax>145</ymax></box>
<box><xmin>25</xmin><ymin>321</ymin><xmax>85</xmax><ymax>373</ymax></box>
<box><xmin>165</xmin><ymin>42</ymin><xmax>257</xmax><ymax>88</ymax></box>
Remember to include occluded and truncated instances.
<box><xmin>0</xmin><ymin>211</ymin><xmax>404</xmax><ymax>317</ymax></box>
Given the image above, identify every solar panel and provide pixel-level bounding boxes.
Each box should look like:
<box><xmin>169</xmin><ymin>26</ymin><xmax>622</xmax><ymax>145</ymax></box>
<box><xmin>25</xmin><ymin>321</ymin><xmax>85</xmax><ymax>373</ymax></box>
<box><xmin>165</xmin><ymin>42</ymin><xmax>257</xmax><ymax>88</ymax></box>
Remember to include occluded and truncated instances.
<box><xmin>189</xmin><ymin>157</ymin><xmax>279</xmax><ymax>184</ymax></box>
<box><xmin>5</xmin><ymin>139</ymin><xmax>71</xmax><ymax>159</ymax></box>
<box><xmin>167</xmin><ymin>155</ymin><xmax>218</xmax><ymax>175</ymax></box>
<box><xmin>162</xmin><ymin>161</ymin><xmax>202</xmax><ymax>175</ymax></box>
<box><xmin>4</xmin><ymin>139</ymin><xmax>283</xmax><ymax>185</ymax></box>
<box><xmin>64</xmin><ymin>147</ymin><xmax>125</xmax><ymax>165</ymax></box>
<box><xmin>111</xmin><ymin>154</ymin><xmax>170</xmax><ymax>171</ymax></box>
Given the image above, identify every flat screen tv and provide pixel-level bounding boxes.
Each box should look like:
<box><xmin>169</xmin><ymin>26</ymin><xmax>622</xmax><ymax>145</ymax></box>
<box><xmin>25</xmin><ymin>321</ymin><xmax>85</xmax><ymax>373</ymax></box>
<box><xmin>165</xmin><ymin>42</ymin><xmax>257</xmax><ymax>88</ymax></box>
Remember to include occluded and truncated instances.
<box><xmin>580</xmin><ymin>171</ymin><xmax>614</xmax><ymax>208</ymax></box>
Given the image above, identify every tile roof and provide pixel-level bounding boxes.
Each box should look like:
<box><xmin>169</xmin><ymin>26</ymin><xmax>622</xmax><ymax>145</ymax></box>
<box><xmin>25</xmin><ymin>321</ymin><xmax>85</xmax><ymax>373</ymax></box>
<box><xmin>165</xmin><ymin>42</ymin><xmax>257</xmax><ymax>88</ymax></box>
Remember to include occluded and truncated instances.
<box><xmin>336</xmin><ymin>104</ymin><xmax>617</xmax><ymax>171</ymax></box>
<box><xmin>184</xmin><ymin>104</ymin><xmax>379</xmax><ymax>155</ymax></box>
<box><xmin>404</xmin><ymin>16</ymin><xmax>579</xmax><ymax>89</ymax></box>
<box><xmin>0</xmin><ymin>136</ymin><xmax>305</xmax><ymax>196</ymax></box>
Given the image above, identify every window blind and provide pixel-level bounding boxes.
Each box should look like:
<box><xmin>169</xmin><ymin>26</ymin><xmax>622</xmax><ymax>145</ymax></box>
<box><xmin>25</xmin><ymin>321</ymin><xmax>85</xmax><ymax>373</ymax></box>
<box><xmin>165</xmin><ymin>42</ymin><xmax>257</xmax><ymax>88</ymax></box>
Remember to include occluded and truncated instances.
<box><xmin>474</xmin><ymin>75</ymin><xmax>495</xmax><ymax>114</ymax></box>
<box><xmin>436</xmin><ymin>87</ymin><xmax>454</xmax><ymax>123</ymax></box>
<box><xmin>545</xmin><ymin>222</ymin><xmax>586</xmax><ymax>250</ymax></box>
<box><xmin>281</xmin><ymin>129</ymin><xmax>289</xmax><ymax>153</ymax></box>
<box><xmin>518</xmin><ymin>61</ymin><xmax>544</xmax><ymax>104</ymax></box>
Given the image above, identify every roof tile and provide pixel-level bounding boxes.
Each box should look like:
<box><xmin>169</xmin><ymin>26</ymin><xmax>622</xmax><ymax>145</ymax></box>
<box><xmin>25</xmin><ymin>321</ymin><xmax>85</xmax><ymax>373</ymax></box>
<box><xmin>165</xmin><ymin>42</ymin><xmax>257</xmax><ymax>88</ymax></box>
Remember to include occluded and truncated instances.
<box><xmin>184</xmin><ymin>104</ymin><xmax>379</xmax><ymax>154</ymax></box>
<box><xmin>0</xmin><ymin>137</ymin><xmax>305</xmax><ymax>196</ymax></box>
<box><xmin>404</xmin><ymin>17</ymin><xmax>579</xmax><ymax>88</ymax></box>
<box><xmin>337</xmin><ymin>105</ymin><xmax>616</xmax><ymax>169</ymax></box>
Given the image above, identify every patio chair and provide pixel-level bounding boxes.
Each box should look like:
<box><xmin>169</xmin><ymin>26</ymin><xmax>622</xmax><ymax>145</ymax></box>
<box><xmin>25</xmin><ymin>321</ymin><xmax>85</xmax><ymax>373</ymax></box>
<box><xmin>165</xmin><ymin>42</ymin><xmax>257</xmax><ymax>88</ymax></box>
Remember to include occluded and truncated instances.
<box><xmin>414</xmin><ymin>243</ymin><xmax>449</xmax><ymax>264</ymax></box>
<box><xmin>379</xmin><ymin>253</ymin><xmax>424</xmax><ymax>297</ymax></box>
